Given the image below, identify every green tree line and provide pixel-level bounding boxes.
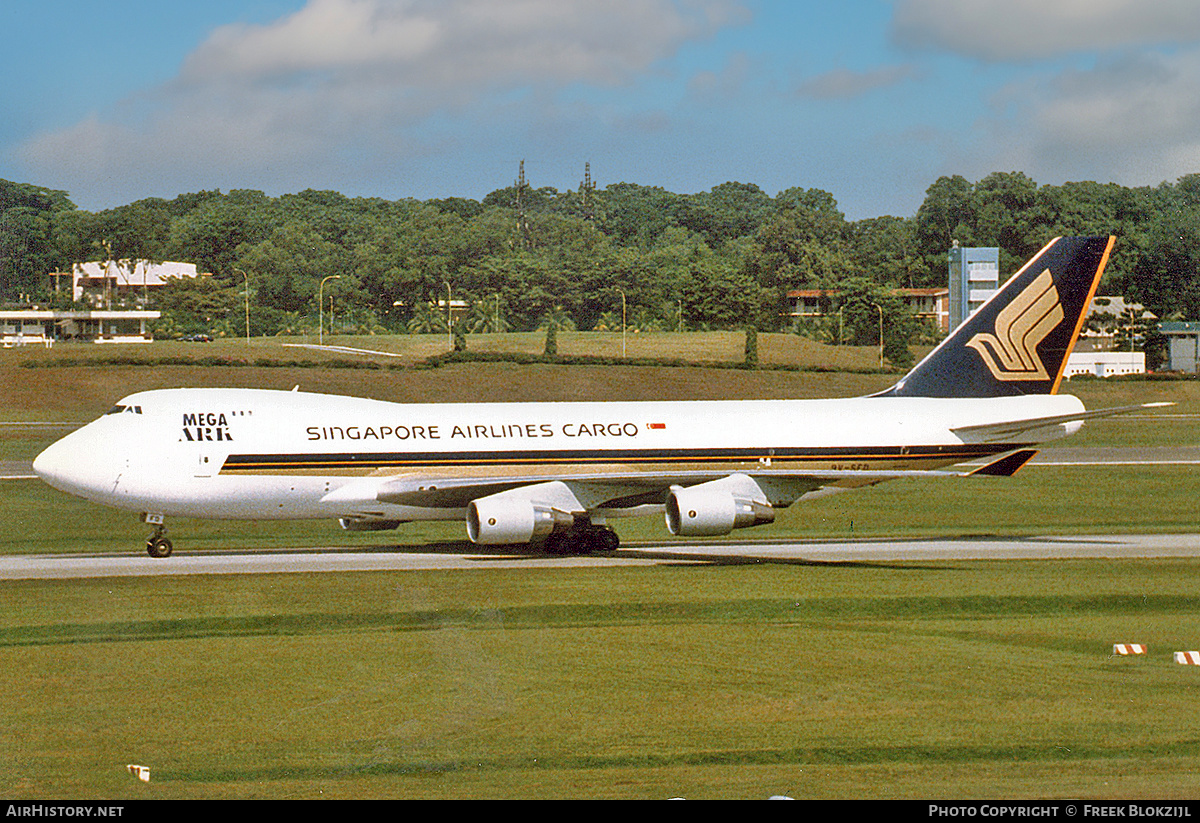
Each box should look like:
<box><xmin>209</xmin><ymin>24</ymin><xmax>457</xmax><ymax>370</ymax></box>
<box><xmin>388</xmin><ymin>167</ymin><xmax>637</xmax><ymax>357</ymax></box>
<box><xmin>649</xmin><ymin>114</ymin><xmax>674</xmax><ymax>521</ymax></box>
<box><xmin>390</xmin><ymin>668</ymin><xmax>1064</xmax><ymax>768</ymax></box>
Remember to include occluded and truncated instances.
<box><xmin>2</xmin><ymin>171</ymin><xmax>1199</xmax><ymax>348</ymax></box>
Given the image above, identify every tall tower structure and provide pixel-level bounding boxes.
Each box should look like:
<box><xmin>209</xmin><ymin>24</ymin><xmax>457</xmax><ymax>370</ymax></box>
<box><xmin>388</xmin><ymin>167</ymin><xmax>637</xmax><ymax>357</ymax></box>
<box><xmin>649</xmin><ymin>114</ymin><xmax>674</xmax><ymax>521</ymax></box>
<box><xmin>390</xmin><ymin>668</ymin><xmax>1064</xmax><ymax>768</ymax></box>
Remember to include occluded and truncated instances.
<box><xmin>515</xmin><ymin>160</ymin><xmax>531</xmax><ymax>250</ymax></box>
<box><xmin>580</xmin><ymin>162</ymin><xmax>595</xmax><ymax>220</ymax></box>
<box><xmin>948</xmin><ymin>242</ymin><xmax>1000</xmax><ymax>332</ymax></box>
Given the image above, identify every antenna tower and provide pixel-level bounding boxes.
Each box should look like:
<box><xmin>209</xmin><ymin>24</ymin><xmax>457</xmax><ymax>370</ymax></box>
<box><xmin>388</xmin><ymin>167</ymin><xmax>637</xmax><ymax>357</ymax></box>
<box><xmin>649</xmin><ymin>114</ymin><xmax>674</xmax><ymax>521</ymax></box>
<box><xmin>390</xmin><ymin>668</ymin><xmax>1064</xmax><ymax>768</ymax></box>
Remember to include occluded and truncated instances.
<box><xmin>580</xmin><ymin>162</ymin><xmax>595</xmax><ymax>220</ymax></box>
<box><xmin>515</xmin><ymin>160</ymin><xmax>531</xmax><ymax>250</ymax></box>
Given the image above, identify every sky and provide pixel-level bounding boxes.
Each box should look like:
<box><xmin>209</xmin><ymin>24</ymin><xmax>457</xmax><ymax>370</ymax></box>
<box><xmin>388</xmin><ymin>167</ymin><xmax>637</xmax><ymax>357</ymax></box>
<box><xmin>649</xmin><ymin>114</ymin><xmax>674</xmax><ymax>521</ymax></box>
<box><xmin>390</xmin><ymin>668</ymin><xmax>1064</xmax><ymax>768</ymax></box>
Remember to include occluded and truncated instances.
<box><xmin>4</xmin><ymin>0</ymin><xmax>1200</xmax><ymax>221</ymax></box>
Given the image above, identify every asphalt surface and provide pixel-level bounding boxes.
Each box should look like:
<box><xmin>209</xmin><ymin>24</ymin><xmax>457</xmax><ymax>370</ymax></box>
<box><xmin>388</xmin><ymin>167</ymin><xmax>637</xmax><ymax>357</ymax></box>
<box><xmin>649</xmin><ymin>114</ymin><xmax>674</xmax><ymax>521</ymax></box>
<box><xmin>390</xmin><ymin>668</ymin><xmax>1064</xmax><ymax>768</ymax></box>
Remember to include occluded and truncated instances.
<box><xmin>1028</xmin><ymin>446</ymin><xmax>1200</xmax><ymax>465</ymax></box>
<box><xmin>2</xmin><ymin>532</ymin><xmax>1199</xmax><ymax>579</ymax></box>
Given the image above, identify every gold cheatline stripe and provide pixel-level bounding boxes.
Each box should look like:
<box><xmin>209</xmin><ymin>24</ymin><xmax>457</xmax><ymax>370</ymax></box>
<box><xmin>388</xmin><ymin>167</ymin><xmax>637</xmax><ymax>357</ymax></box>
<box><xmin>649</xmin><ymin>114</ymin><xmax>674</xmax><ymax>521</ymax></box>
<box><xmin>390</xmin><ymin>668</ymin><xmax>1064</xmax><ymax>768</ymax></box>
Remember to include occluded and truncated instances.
<box><xmin>219</xmin><ymin>446</ymin><xmax>1001</xmax><ymax>473</ymax></box>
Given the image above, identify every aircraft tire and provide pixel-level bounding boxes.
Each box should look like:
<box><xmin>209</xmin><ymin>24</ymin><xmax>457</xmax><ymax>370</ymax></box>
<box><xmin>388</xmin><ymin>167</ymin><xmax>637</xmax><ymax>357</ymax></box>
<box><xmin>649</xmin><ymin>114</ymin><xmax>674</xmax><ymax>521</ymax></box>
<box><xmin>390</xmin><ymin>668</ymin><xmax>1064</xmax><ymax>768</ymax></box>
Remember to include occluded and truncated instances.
<box><xmin>147</xmin><ymin>537</ymin><xmax>173</xmax><ymax>558</ymax></box>
<box><xmin>578</xmin><ymin>526</ymin><xmax>619</xmax><ymax>555</ymax></box>
<box><xmin>595</xmin><ymin>527</ymin><xmax>620</xmax><ymax>552</ymax></box>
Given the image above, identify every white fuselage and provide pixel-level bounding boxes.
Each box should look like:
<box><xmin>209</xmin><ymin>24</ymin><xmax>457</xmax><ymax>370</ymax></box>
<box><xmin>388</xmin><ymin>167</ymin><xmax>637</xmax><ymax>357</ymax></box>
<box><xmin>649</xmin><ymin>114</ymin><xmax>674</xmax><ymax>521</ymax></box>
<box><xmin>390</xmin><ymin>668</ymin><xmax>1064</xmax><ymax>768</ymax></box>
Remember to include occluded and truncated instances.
<box><xmin>33</xmin><ymin>387</ymin><xmax>1084</xmax><ymax>524</ymax></box>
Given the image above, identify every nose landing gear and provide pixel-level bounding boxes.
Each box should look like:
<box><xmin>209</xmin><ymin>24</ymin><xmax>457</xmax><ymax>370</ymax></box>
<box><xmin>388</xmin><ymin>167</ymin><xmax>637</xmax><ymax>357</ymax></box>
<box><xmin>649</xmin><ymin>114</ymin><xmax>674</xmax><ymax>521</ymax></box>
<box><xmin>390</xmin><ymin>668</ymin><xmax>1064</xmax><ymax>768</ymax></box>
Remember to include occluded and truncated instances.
<box><xmin>142</xmin><ymin>513</ymin><xmax>173</xmax><ymax>558</ymax></box>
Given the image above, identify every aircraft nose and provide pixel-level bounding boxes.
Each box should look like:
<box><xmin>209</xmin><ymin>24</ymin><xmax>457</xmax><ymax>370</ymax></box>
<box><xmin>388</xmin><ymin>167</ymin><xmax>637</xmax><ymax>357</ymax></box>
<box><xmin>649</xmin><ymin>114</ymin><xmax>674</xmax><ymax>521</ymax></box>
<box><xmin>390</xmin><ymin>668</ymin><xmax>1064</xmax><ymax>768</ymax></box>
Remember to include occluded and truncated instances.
<box><xmin>33</xmin><ymin>436</ymin><xmax>74</xmax><ymax>489</ymax></box>
<box><xmin>33</xmin><ymin>428</ymin><xmax>118</xmax><ymax>499</ymax></box>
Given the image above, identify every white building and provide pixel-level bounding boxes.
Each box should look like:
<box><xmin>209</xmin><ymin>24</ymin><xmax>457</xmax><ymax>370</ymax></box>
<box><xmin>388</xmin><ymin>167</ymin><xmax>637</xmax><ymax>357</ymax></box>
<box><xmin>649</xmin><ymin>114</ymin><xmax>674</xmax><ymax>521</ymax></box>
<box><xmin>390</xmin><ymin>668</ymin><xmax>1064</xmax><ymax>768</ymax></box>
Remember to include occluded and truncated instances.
<box><xmin>787</xmin><ymin>287</ymin><xmax>950</xmax><ymax>331</ymax></box>
<box><xmin>0</xmin><ymin>309</ymin><xmax>160</xmax><ymax>346</ymax></box>
<box><xmin>1077</xmin><ymin>296</ymin><xmax>1157</xmax><ymax>352</ymax></box>
<box><xmin>51</xmin><ymin>260</ymin><xmax>206</xmax><ymax>306</ymax></box>
<box><xmin>1063</xmin><ymin>350</ymin><xmax>1145</xmax><ymax>378</ymax></box>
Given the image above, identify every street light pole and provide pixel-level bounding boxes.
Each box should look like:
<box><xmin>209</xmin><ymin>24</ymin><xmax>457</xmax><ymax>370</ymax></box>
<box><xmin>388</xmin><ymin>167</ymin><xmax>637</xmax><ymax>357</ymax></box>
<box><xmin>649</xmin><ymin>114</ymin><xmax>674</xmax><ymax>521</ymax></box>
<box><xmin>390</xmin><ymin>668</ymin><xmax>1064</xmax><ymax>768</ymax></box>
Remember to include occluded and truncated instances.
<box><xmin>319</xmin><ymin>275</ymin><xmax>340</xmax><ymax>345</ymax></box>
<box><xmin>872</xmin><ymin>302</ymin><xmax>883</xmax><ymax>366</ymax></box>
<box><xmin>235</xmin><ymin>268</ymin><xmax>250</xmax><ymax>348</ymax></box>
<box><xmin>445</xmin><ymin>282</ymin><xmax>453</xmax><ymax>350</ymax></box>
<box><xmin>618</xmin><ymin>288</ymin><xmax>626</xmax><ymax>358</ymax></box>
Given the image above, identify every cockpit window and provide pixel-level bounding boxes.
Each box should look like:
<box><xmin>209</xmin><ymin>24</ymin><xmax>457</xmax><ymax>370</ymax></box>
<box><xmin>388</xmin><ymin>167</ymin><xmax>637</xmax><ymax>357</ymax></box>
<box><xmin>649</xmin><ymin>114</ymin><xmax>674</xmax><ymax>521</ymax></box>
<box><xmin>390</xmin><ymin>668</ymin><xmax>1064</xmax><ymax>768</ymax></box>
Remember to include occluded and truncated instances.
<box><xmin>104</xmin><ymin>405</ymin><xmax>142</xmax><ymax>416</ymax></box>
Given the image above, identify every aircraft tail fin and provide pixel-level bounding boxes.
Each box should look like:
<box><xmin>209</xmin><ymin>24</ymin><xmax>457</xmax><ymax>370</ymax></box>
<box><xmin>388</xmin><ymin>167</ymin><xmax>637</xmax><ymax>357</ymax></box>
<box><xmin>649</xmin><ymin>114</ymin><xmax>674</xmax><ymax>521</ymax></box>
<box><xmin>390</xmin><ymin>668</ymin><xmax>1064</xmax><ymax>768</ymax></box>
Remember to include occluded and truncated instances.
<box><xmin>879</xmin><ymin>236</ymin><xmax>1115</xmax><ymax>398</ymax></box>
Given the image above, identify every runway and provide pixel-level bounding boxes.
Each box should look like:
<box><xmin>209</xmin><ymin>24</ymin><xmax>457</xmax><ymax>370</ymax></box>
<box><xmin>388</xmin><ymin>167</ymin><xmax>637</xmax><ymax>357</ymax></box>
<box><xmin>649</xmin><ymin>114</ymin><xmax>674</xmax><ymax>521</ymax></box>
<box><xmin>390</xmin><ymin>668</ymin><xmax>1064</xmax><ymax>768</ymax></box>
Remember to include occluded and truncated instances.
<box><xmin>2</xmin><ymin>532</ymin><xmax>1199</xmax><ymax>579</ymax></box>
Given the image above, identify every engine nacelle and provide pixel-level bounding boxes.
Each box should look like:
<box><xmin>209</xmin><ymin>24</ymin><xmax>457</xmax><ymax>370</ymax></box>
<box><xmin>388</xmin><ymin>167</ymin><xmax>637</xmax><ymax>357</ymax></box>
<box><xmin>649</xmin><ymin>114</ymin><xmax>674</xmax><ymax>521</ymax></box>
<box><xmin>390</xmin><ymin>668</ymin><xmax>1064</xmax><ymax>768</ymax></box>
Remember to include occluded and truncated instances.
<box><xmin>665</xmin><ymin>474</ymin><xmax>776</xmax><ymax>537</ymax></box>
<box><xmin>467</xmin><ymin>495</ymin><xmax>574</xmax><ymax>545</ymax></box>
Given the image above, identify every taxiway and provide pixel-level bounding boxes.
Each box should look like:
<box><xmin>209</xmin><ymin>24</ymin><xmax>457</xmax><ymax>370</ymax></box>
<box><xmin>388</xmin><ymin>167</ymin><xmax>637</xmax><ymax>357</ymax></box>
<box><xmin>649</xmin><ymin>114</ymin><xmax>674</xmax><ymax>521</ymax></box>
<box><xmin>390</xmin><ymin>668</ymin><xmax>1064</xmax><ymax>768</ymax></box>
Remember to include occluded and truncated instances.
<box><xmin>1</xmin><ymin>532</ymin><xmax>1198</xmax><ymax>579</ymax></box>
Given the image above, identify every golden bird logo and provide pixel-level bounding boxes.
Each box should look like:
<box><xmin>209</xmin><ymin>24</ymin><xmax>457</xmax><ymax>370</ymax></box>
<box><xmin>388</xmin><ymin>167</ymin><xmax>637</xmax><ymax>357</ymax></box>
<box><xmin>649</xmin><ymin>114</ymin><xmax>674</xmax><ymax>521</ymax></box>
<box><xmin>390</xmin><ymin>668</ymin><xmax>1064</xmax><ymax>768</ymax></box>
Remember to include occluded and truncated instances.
<box><xmin>966</xmin><ymin>269</ymin><xmax>1063</xmax><ymax>381</ymax></box>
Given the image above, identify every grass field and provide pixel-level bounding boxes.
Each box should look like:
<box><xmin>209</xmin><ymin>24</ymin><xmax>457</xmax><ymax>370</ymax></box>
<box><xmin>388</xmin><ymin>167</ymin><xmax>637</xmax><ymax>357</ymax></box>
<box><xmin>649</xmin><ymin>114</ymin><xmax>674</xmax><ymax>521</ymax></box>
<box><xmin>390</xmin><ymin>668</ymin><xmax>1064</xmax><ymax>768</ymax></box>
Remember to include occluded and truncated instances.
<box><xmin>6</xmin><ymin>329</ymin><xmax>892</xmax><ymax>371</ymax></box>
<box><xmin>6</xmin><ymin>563</ymin><xmax>1200</xmax><ymax>799</ymax></box>
<box><xmin>2</xmin><ymin>334</ymin><xmax>1200</xmax><ymax>799</ymax></box>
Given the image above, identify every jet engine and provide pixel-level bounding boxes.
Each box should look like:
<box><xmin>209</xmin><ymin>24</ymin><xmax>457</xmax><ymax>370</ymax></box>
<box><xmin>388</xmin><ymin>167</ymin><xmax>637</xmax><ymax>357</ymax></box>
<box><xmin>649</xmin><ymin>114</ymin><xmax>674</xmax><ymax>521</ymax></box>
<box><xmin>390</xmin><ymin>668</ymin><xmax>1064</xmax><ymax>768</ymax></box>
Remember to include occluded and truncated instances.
<box><xmin>665</xmin><ymin>474</ymin><xmax>775</xmax><ymax>537</ymax></box>
<box><xmin>467</xmin><ymin>491</ymin><xmax>574</xmax><ymax>545</ymax></box>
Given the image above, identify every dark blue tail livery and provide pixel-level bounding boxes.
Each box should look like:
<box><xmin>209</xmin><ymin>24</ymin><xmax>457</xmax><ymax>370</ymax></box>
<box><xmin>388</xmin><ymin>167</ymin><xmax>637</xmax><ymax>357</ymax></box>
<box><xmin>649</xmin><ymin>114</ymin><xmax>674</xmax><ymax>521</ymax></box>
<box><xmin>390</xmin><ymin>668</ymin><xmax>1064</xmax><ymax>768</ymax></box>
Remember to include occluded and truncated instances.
<box><xmin>881</xmin><ymin>236</ymin><xmax>1114</xmax><ymax>398</ymax></box>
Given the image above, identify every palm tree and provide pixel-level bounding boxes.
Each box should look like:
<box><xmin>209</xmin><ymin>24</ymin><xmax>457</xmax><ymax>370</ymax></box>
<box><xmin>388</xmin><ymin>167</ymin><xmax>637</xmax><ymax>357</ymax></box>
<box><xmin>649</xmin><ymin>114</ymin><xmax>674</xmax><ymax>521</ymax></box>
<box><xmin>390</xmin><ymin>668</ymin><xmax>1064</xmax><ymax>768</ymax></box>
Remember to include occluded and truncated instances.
<box><xmin>537</xmin><ymin>308</ymin><xmax>576</xmax><ymax>331</ymax></box>
<box><xmin>406</xmin><ymin>303</ymin><xmax>449</xmax><ymax>334</ymax></box>
<box><xmin>464</xmin><ymin>300</ymin><xmax>508</xmax><ymax>333</ymax></box>
<box><xmin>629</xmin><ymin>306</ymin><xmax>662</xmax><ymax>332</ymax></box>
<box><xmin>593</xmin><ymin>311</ymin><xmax>621</xmax><ymax>332</ymax></box>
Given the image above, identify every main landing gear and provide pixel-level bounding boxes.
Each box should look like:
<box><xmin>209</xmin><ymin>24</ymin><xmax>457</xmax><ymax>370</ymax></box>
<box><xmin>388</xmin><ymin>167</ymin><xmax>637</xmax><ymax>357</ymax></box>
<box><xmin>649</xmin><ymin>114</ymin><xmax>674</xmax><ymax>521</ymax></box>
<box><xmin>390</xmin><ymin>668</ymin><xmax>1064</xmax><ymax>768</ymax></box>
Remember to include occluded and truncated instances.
<box><xmin>142</xmin><ymin>513</ymin><xmax>173</xmax><ymax>558</ymax></box>
<box><xmin>542</xmin><ymin>522</ymin><xmax>620</xmax><ymax>556</ymax></box>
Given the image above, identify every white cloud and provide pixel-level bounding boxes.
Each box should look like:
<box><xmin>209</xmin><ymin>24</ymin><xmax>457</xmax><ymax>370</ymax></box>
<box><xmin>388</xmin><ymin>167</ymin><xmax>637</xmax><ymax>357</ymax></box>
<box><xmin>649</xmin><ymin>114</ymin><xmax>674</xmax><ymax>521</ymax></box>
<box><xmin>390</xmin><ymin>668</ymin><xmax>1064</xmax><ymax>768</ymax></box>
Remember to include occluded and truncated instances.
<box><xmin>884</xmin><ymin>0</ymin><xmax>1200</xmax><ymax>190</ymax></box>
<box><xmin>891</xmin><ymin>0</ymin><xmax>1200</xmax><ymax>61</ymax></box>
<box><xmin>181</xmin><ymin>0</ymin><xmax>746</xmax><ymax>90</ymax></box>
<box><xmin>16</xmin><ymin>0</ymin><xmax>749</xmax><ymax>206</ymax></box>
<box><xmin>979</xmin><ymin>48</ymin><xmax>1200</xmax><ymax>186</ymax></box>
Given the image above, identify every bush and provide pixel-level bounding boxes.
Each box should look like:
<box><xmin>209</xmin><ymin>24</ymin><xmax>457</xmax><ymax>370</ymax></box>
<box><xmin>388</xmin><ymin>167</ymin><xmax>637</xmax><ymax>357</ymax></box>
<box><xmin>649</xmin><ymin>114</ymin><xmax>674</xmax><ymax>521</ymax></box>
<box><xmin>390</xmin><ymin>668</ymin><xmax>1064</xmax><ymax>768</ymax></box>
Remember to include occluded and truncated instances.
<box><xmin>744</xmin><ymin>325</ymin><xmax>758</xmax><ymax>367</ymax></box>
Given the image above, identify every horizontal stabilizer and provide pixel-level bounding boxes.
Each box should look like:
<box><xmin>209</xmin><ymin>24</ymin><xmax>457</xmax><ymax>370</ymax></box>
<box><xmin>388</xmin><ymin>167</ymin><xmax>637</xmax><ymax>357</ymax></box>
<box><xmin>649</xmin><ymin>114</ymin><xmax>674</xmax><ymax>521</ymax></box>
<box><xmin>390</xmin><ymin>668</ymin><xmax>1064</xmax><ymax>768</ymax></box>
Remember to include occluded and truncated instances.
<box><xmin>969</xmin><ymin>450</ymin><xmax>1039</xmax><ymax>477</ymax></box>
<box><xmin>952</xmin><ymin>402</ymin><xmax>1174</xmax><ymax>443</ymax></box>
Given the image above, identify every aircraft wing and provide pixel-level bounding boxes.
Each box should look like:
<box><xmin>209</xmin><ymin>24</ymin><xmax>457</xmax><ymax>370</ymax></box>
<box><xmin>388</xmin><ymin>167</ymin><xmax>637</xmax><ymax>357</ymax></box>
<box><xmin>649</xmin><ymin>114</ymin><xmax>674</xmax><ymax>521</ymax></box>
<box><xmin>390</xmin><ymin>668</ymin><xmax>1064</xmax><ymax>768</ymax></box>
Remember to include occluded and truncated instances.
<box><xmin>951</xmin><ymin>402</ymin><xmax>1174</xmax><ymax>443</ymax></box>
<box><xmin>325</xmin><ymin>459</ymin><xmax>1017</xmax><ymax>515</ymax></box>
<box><xmin>374</xmin><ymin>469</ymin><xmax>842</xmax><ymax>510</ymax></box>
